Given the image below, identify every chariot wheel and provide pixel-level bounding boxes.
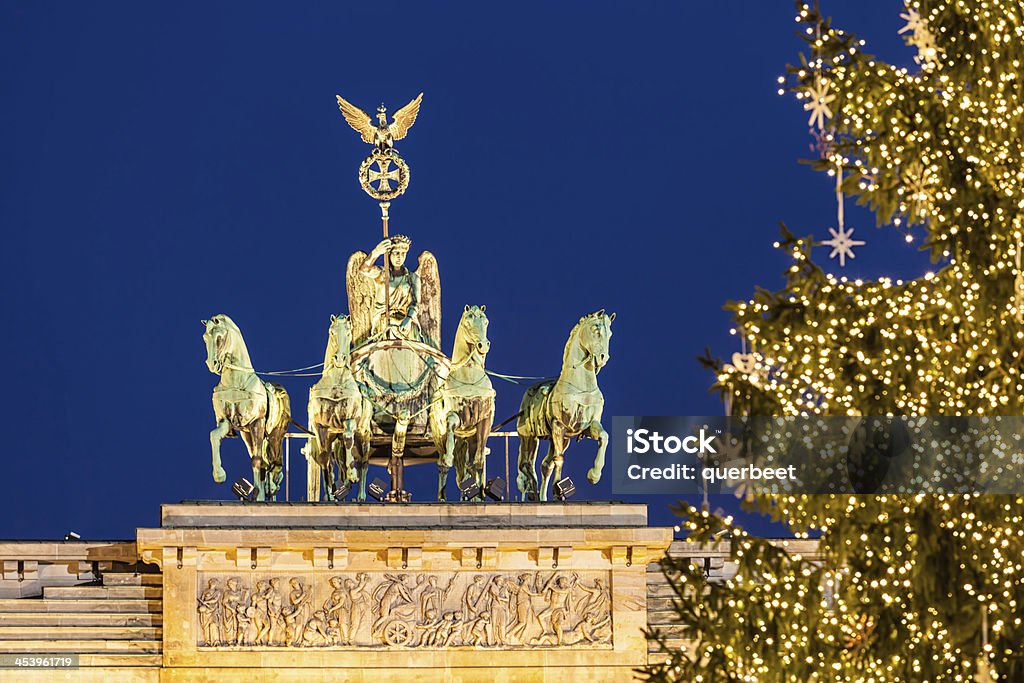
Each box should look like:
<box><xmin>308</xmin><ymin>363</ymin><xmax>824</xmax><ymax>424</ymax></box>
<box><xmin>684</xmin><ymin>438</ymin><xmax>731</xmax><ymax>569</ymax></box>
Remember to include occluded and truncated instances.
<box><xmin>382</xmin><ymin>619</ymin><xmax>412</xmax><ymax>647</ymax></box>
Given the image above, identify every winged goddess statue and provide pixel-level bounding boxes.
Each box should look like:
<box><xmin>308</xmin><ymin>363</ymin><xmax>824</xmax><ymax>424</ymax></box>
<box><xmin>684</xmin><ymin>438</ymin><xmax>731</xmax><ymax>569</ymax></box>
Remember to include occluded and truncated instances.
<box><xmin>336</xmin><ymin>93</ymin><xmax>423</xmax><ymax>153</ymax></box>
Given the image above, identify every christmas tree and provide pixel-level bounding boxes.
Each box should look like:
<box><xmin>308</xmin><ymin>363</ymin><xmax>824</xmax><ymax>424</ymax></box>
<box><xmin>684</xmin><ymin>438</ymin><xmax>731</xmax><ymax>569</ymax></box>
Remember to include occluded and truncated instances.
<box><xmin>644</xmin><ymin>2</ymin><xmax>1024</xmax><ymax>681</ymax></box>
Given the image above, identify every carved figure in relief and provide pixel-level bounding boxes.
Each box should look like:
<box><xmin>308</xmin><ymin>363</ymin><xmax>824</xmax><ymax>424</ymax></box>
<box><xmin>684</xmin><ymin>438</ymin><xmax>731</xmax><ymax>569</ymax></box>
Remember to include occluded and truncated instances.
<box><xmin>221</xmin><ymin>577</ymin><xmax>244</xmax><ymax>645</ymax></box>
<box><xmin>485</xmin><ymin>575</ymin><xmax>512</xmax><ymax>645</ymax></box>
<box><xmin>197</xmin><ymin>578</ymin><xmax>222</xmax><ymax>646</ymax></box>
<box><xmin>372</xmin><ymin>574</ymin><xmax>415</xmax><ymax>636</ymax></box>
<box><xmin>467</xmin><ymin>612</ymin><xmax>491</xmax><ymax>645</ymax></box>
<box><xmin>462</xmin><ymin>574</ymin><xmax>487</xmax><ymax>623</ymax></box>
<box><xmin>348</xmin><ymin>573</ymin><xmax>373</xmax><ymax>639</ymax></box>
<box><xmin>508</xmin><ymin>574</ymin><xmax>542</xmax><ymax>643</ymax></box>
<box><xmin>267</xmin><ymin>577</ymin><xmax>284</xmax><ymax>645</ymax></box>
<box><xmin>418</xmin><ymin>574</ymin><xmax>455</xmax><ymax>621</ymax></box>
<box><xmin>302</xmin><ymin>609</ymin><xmax>331</xmax><ymax>646</ymax></box>
<box><xmin>440</xmin><ymin>613</ymin><xmax>463</xmax><ymax>647</ymax></box>
<box><xmin>414</xmin><ymin>608</ymin><xmax>443</xmax><ymax>646</ymax></box>
<box><xmin>233</xmin><ymin>588</ymin><xmax>254</xmax><ymax>646</ymax></box>
<box><xmin>571</xmin><ymin>612</ymin><xmax>612</xmax><ymax>644</ymax></box>
<box><xmin>324</xmin><ymin>576</ymin><xmax>353</xmax><ymax>644</ymax></box>
<box><xmin>575</xmin><ymin>577</ymin><xmax>609</xmax><ymax>618</ymax></box>
<box><xmin>196</xmin><ymin>571</ymin><xmax>613</xmax><ymax>650</ymax></box>
<box><xmin>252</xmin><ymin>580</ymin><xmax>273</xmax><ymax>645</ymax></box>
<box><xmin>287</xmin><ymin>578</ymin><xmax>312</xmax><ymax>646</ymax></box>
<box><xmin>282</xmin><ymin>605</ymin><xmax>301</xmax><ymax>646</ymax></box>
<box><xmin>536</xmin><ymin>573</ymin><xmax>579</xmax><ymax>645</ymax></box>
<box><xmin>327</xmin><ymin>618</ymin><xmax>343</xmax><ymax>646</ymax></box>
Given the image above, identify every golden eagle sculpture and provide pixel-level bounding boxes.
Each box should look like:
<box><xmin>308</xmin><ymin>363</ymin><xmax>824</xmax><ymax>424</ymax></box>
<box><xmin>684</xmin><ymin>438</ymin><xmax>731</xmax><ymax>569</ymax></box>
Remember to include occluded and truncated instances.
<box><xmin>336</xmin><ymin>92</ymin><xmax>423</xmax><ymax>152</ymax></box>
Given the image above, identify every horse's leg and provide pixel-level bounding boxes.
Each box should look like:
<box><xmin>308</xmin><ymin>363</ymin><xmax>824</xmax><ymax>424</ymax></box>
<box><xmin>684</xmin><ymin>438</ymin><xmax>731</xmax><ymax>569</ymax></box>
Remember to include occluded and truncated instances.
<box><xmin>585</xmin><ymin>419</ymin><xmax>609</xmax><ymax>484</ymax></box>
<box><xmin>313</xmin><ymin>423</ymin><xmax>332</xmax><ymax>502</ymax></box>
<box><xmin>240</xmin><ymin>419</ymin><xmax>265</xmax><ymax>500</ymax></box>
<box><xmin>453</xmin><ymin>440</ymin><xmax>472</xmax><ymax>499</ymax></box>
<box><xmin>438</xmin><ymin>412</ymin><xmax>459</xmax><ymax>502</ymax></box>
<box><xmin>265</xmin><ymin>438</ymin><xmax>283</xmax><ymax>502</ymax></box>
<box><xmin>476</xmin><ymin>405</ymin><xmax>494</xmax><ymax>488</ymax></box>
<box><xmin>517</xmin><ymin>436</ymin><xmax>540</xmax><ymax>501</ymax></box>
<box><xmin>343</xmin><ymin>419</ymin><xmax>358</xmax><ymax>484</ymax></box>
<box><xmin>538</xmin><ymin>441</ymin><xmax>556</xmax><ymax>502</ymax></box>
<box><xmin>541</xmin><ymin>423</ymin><xmax>569</xmax><ymax>502</ymax></box>
<box><xmin>210</xmin><ymin>419</ymin><xmax>230</xmax><ymax>483</ymax></box>
<box><xmin>357</xmin><ymin>456</ymin><xmax>369</xmax><ymax>502</ymax></box>
<box><xmin>322</xmin><ymin>431</ymin><xmax>337</xmax><ymax>501</ymax></box>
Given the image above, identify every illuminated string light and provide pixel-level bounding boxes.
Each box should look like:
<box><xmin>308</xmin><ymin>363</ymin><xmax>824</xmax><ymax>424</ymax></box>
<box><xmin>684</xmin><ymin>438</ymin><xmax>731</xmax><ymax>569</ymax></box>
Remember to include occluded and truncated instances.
<box><xmin>658</xmin><ymin>2</ymin><xmax>1024</xmax><ymax>681</ymax></box>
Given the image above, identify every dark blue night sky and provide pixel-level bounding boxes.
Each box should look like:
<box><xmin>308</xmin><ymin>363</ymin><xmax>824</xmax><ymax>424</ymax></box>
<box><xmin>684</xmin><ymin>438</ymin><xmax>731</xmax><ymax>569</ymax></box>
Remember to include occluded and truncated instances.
<box><xmin>0</xmin><ymin>2</ymin><xmax>929</xmax><ymax>539</ymax></box>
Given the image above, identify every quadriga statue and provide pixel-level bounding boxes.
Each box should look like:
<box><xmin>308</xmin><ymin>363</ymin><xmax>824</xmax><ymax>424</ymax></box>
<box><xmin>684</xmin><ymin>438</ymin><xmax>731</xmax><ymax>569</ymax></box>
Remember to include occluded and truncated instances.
<box><xmin>306</xmin><ymin>314</ymin><xmax>373</xmax><ymax>501</ymax></box>
<box><xmin>516</xmin><ymin>310</ymin><xmax>615</xmax><ymax>501</ymax></box>
<box><xmin>429</xmin><ymin>305</ymin><xmax>495</xmax><ymax>500</ymax></box>
<box><xmin>202</xmin><ymin>314</ymin><xmax>292</xmax><ymax>501</ymax></box>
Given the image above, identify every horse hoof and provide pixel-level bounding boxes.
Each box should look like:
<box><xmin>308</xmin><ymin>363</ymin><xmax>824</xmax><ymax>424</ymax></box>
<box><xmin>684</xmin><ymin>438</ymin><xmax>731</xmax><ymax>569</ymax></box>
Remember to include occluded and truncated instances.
<box><xmin>587</xmin><ymin>467</ymin><xmax>602</xmax><ymax>484</ymax></box>
<box><xmin>213</xmin><ymin>467</ymin><xmax>227</xmax><ymax>484</ymax></box>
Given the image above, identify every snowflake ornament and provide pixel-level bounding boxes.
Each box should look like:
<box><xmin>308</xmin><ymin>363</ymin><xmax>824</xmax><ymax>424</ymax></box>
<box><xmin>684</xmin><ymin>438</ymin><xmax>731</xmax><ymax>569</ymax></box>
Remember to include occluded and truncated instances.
<box><xmin>898</xmin><ymin>8</ymin><xmax>926</xmax><ymax>36</ymax></box>
<box><xmin>899</xmin><ymin>8</ymin><xmax>938</xmax><ymax>65</ymax></box>
<box><xmin>821</xmin><ymin>225</ymin><xmax>866</xmax><ymax>267</ymax></box>
<box><xmin>803</xmin><ymin>77</ymin><xmax>836</xmax><ymax>131</ymax></box>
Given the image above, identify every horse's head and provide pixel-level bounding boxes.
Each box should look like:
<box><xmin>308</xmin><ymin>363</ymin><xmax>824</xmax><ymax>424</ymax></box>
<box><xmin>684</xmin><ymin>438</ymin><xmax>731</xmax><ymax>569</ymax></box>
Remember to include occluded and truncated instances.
<box><xmin>202</xmin><ymin>314</ymin><xmax>238</xmax><ymax>375</ymax></box>
<box><xmin>576</xmin><ymin>309</ymin><xmax>615</xmax><ymax>370</ymax></box>
<box><xmin>326</xmin><ymin>314</ymin><xmax>353</xmax><ymax>368</ymax></box>
<box><xmin>458</xmin><ymin>304</ymin><xmax>491</xmax><ymax>356</ymax></box>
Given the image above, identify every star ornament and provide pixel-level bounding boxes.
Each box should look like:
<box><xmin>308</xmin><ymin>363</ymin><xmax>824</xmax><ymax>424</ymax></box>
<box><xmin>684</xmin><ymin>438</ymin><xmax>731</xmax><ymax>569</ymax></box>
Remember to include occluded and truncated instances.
<box><xmin>803</xmin><ymin>78</ymin><xmax>836</xmax><ymax>131</ymax></box>
<box><xmin>821</xmin><ymin>225</ymin><xmax>865</xmax><ymax>267</ymax></box>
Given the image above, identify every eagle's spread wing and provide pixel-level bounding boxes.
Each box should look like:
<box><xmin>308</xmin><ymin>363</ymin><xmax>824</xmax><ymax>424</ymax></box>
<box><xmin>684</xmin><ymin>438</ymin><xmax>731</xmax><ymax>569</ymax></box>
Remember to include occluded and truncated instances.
<box><xmin>336</xmin><ymin>95</ymin><xmax>376</xmax><ymax>144</ymax></box>
<box><xmin>388</xmin><ymin>92</ymin><xmax>423</xmax><ymax>142</ymax></box>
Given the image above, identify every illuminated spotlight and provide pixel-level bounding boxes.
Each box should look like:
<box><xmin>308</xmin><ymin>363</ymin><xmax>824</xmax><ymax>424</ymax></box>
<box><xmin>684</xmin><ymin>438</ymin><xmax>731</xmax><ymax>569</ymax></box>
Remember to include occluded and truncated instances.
<box><xmin>231</xmin><ymin>478</ymin><xmax>256</xmax><ymax>502</ymax></box>
<box><xmin>368</xmin><ymin>478</ymin><xmax>388</xmax><ymax>502</ymax></box>
<box><xmin>64</xmin><ymin>531</ymin><xmax>81</xmax><ymax>541</ymax></box>
<box><xmin>553</xmin><ymin>477</ymin><xmax>576</xmax><ymax>501</ymax></box>
<box><xmin>483</xmin><ymin>477</ymin><xmax>506</xmax><ymax>502</ymax></box>
<box><xmin>332</xmin><ymin>482</ymin><xmax>352</xmax><ymax>502</ymax></box>
<box><xmin>459</xmin><ymin>476</ymin><xmax>482</xmax><ymax>501</ymax></box>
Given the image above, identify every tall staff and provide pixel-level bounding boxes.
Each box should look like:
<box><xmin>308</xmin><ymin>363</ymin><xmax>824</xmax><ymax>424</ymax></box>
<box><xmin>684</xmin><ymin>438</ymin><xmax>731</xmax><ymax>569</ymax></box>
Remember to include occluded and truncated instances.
<box><xmin>336</xmin><ymin>92</ymin><xmax>423</xmax><ymax>500</ymax></box>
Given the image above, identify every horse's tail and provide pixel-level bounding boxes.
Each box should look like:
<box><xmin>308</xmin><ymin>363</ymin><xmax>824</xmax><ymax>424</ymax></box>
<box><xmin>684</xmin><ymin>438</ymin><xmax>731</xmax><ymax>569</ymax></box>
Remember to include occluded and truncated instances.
<box><xmin>265</xmin><ymin>383</ymin><xmax>292</xmax><ymax>442</ymax></box>
<box><xmin>517</xmin><ymin>380</ymin><xmax>554</xmax><ymax>438</ymax></box>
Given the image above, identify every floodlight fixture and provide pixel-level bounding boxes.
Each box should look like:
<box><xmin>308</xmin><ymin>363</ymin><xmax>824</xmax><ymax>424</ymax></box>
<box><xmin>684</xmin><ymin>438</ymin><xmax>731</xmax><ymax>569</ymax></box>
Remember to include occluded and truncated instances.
<box><xmin>368</xmin><ymin>478</ymin><xmax>388</xmax><ymax>502</ymax></box>
<box><xmin>483</xmin><ymin>477</ymin><xmax>506</xmax><ymax>502</ymax></box>
<box><xmin>332</xmin><ymin>482</ymin><xmax>352</xmax><ymax>502</ymax></box>
<box><xmin>232</xmin><ymin>478</ymin><xmax>256</xmax><ymax>502</ymax></box>
<box><xmin>459</xmin><ymin>476</ymin><xmax>482</xmax><ymax>501</ymax></box>
<box><xmin>553</xmin><ymin>477</ymin><xmax>576</xmax><ymax>501</ymax></box>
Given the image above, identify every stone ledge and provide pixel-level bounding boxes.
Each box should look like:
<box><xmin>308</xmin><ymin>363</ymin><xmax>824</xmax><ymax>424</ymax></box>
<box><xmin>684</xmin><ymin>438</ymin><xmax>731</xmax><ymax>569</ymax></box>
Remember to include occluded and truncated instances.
<box><xmin>161</xmin><ymin>501</ymin><xmax>648</xmax><ymax>529</ymax></box>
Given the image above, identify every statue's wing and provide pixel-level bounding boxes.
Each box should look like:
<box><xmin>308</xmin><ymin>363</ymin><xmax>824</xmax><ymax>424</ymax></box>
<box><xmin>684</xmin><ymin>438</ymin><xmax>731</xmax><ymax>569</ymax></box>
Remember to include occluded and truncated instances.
<box><xmin>417</xmin><ymin>250</ymin><xmax>441</xmax><ymax>349</ymax></box>
<box><xmin>336</xmin><ymin>95</ymin><xmax>376</xmax><ymax>144</ymax></box>
<box><xmin>346</xmin><ymin>251</ymin><xmax>374</xmax><ymax>347</ymax></box>
<box><xmin>388</xmin><ymin>92</ymin><xmax>423</xmax><ymax>142</ymax></box>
